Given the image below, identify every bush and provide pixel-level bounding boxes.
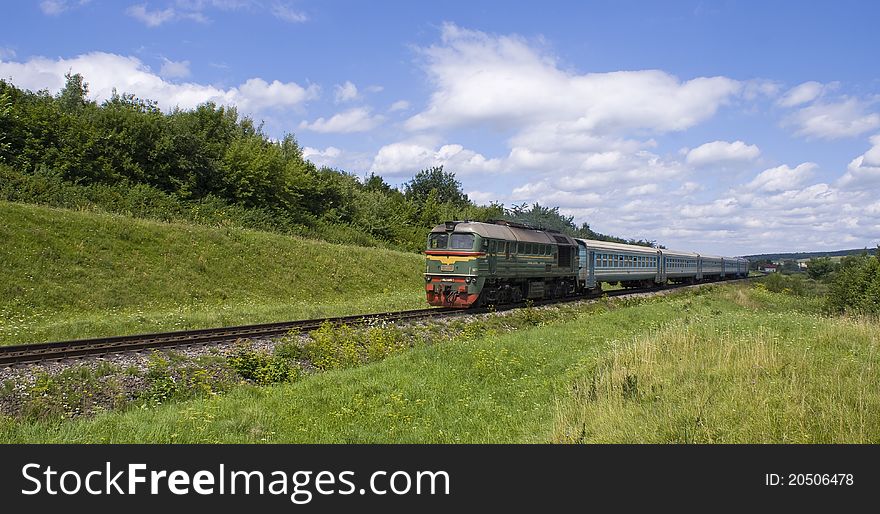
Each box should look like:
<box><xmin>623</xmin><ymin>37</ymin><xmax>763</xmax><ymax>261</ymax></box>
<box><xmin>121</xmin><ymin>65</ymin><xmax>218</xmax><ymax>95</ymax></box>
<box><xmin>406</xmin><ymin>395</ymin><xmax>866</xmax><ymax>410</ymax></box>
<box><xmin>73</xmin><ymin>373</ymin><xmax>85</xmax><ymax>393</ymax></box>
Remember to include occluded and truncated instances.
<box><xmin>227</xmin><ymin>345</ymin><xmax>299</xmax><ymax>385</ymax></box>
<box><xmin>761</xmin><ymin>272</ymin><xmax>813</xmax><ymax>296</ymax></box>
<box><xmin>827</xmin><ymin>253</ymin><xmax>880</xmax><ymax>315</ymax></box>
<box><xmin>303</xmin><ymin>322</ymin><xmax>408</xmax><ymax>371</ymax></box>
<box><xmin>142</xmin><ymin>352</ymin><xmax>233</xmax><ymax>405</ymax></box>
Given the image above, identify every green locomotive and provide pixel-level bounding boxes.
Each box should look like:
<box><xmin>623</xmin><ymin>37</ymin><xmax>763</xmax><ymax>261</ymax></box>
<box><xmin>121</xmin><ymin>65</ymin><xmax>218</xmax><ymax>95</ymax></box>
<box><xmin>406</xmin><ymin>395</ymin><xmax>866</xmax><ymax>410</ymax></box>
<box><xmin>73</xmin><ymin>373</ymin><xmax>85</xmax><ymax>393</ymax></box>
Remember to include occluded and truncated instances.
<box><xmin>424</xmin><ymin>220</ymin><xmax>579</xmax><ymax>307</ymax></box>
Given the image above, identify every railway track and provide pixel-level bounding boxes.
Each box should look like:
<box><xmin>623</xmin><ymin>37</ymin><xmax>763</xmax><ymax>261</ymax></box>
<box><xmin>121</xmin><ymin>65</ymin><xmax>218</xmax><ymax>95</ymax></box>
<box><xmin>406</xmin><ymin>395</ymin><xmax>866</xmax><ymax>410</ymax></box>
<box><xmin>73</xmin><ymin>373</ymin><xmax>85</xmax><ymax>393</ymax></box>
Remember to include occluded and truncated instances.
<box><xmin>0</xmin><ymin>278</ymin><xmax>752</xmax><ymax>367</ymax></box>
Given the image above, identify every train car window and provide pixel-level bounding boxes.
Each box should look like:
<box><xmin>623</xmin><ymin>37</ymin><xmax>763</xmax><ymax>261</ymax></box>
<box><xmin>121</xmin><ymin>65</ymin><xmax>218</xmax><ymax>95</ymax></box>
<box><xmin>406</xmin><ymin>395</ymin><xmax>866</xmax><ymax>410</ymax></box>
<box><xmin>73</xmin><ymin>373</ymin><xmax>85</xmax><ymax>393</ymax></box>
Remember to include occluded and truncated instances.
<box><xmin>489</xmin><ymin>240</ymin><xmax>497</xmax><ymax>253</ymax></box>
<box><xmin>518</xmin><ymin>242</ymin><xmax>525</xmax><ymax>254</ymax></box>
<box><xmin>450</xmin><ymin>233</ymin><xmax>475</xmax><ymax>250</ymax></box>
<box><xmin>505</xmin><ymin>242</ymin><xmax>511</xmax><ymax>259</ymax></box>
<box><xmin>529</xmin><ymin>243</ymin><xmax>536</xmax><ymax>255</ymax></box>
<box><xmin>428</xmin><ymin>233</ymin><xmax>448</xmax><ymax>249</ymax></box>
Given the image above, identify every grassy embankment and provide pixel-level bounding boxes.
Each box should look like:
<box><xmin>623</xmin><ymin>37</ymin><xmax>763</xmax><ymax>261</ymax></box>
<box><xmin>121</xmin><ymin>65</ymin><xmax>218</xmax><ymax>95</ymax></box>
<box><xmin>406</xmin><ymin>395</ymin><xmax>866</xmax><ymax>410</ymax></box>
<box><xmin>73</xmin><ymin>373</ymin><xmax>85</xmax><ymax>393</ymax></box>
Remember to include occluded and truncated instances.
<box><xmin>0</xmin><ymin>201</ymin><xmax>426</xmax><ymax>345</ymax></box>
<box><xmin>2</xmin><ymin>280</ymin><xmax>877</xmax><ymax>443</ymax></box>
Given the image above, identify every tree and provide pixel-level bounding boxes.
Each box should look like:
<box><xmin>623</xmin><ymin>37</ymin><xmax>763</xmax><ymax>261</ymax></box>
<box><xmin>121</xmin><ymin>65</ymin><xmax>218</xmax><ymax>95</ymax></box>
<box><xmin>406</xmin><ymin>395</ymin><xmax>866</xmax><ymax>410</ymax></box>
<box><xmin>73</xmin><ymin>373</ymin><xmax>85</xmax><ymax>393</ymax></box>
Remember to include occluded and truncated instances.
<box><xmin>806</xmin><ymin>257</ymin><xmax>838</xmax><ymax>280</ymax></box>
<box><xmin>58</xmin><ymin>72</ymin><xmax>89</xmax><ymax>112</ymax></box>
<box><xmin>827</xmin><ymin>253</ymin><xmax>880</xmax><ymax>314</ymax></box>
<box><xmin>403</xmin><ymin>165</ymin><xmax>469</xmax><ymax>206</ymax></box>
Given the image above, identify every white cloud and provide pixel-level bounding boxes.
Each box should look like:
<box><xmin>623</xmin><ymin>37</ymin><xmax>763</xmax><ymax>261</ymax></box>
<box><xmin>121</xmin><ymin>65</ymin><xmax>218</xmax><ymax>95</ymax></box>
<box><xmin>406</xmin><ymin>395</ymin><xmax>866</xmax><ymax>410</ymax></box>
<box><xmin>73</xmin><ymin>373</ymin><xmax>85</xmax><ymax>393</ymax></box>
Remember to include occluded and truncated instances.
<box><xmin>334</xmin><ymin>81</ymin><xmax>358</xmax><ymax>103</ymax></box>
<box><xmin>786</xmin><ymin>97</ymin><xmax>880</xmax><ymax>139</ymax></box>
<box><xmin>40</xmin><ymin>0</ymin><xmax>90</xmax><ymax>15</ymax></box>
<box><xmin>777</xmin><ymin>81</ymin><xmax>824</xmax><ymax>107</ymax></box>
<box><xmin>128</xmin><ymin>1</ymin><xmax>261</xmax><ymax>26</ymax></box>
<box><xmin>389</xmin><ymin>100</ymin><xmax>410</xmax><ymax>112</ymax></box>
<box><xmin>0</xmin><ymin>51</ymin><xmax>317</xmax><ymax>113</ymax></box>
<box><xmin>746</xmin><ymin>163</ymin><xmax>816</xmax><ymax>192</ymax></box>
<box><xmin>302</xmin><ymin>146</ymin><xmax>341</xmax><ymax>167</ymax></box>
<box><xmin>271</xmin><ymin>2</ymin><xmax>308</xmax><ymax>23</ymax></box>
<box><xmin>406</xmin><ymin>23</ymin><xmax>741</xmax><ymax>133</ymax></box>
<box><xmin>685</xmin><ymin>140</ymin><xmax>760</xmax><ymax>167</ymax></box>
<box><xmin>159</xmin><ymin>57</ymin><xmax>191</xmax><ymax>79</ymax></box>
<box><xmin>302</xmin><ymin>145</ymin><xmax>373</xmax><ymax>171</ymax></box>
<box><xmin>838</xmin><ymin>134</ymin><xmax>880</xmax><ymax>188</ymax></box>
<box><xmin>371</xmin><ymin>141</ymin><xmax>502</xmax><ymax>177</ymax></box>
<box><xmin>677</xmin><ymin>181</ymin><xmax>702</xmax><ymax>195</ymax></box>
<box><xmin>0</xmin><ymin>47</ymin><xmax>15</xmax><ymax>60</ymax></box>
<box><xmin>299</xmin><ymin>107</ymin><xmax>384</xmax><ymax>133</ymax></box>
<box><xmin>363</xmin><ymin>24</ymin><xmax>880</xmax><ymax>253</ymax></box>
<box><xmin>626</xmin><ymin>184</ymin><xmax>660</xmax><ymax>196</ymax></box>
<box><xmin>741</xmin><ymin>79</ymin><xmax>781</xmax><ymax>101</ymax></box>
<box><xmin>126</xmin><ymin>4</ymin><xmax>178</xmax><ymax>27</ymax></box>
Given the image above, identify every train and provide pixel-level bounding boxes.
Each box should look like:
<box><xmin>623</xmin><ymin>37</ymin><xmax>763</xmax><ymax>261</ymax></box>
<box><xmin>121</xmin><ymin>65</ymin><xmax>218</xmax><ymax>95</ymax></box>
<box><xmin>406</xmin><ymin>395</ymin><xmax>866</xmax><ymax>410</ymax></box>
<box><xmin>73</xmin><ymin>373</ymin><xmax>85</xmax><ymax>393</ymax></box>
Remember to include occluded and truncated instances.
<box><xmin>424</xmin><ymin>220</ymin><xmax>748</xmax><ymax>308</ymax></box>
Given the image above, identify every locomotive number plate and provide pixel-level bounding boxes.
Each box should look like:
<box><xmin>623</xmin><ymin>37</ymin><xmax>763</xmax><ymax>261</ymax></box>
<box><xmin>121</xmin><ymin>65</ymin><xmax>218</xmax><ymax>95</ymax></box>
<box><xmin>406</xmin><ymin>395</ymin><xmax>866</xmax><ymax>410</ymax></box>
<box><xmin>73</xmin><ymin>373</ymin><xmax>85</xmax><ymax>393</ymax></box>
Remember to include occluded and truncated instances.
<box><xmin>440</xmin><ymin>264</ymin><xmax>455</xmax><ymax>272</ymax></box>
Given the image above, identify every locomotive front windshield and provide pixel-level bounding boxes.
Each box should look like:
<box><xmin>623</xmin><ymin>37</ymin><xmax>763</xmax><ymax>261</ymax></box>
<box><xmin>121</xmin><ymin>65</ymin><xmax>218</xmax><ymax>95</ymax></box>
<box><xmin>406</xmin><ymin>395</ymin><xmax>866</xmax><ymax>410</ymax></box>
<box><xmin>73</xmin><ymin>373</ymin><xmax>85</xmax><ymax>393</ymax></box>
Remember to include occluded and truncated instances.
<box><xmin>449</xmin><ymin>233</ymin><xmax>475</xmax><ymax>250</ymax></box>
<box><xmin>428</xmin><ymin>233</ymin><xmax>448</xmax><ymax>249</ymax></box>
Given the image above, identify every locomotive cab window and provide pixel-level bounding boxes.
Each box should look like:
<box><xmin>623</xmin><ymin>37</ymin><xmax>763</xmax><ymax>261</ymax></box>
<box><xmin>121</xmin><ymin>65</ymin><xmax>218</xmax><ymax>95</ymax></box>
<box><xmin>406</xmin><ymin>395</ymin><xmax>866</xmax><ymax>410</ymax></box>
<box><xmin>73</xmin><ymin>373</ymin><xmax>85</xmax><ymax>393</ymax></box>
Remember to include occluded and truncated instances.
<box><xmin>428</xmin><ymin>233</ymin><xmax>448</xmax><ymax>249</ymax></box>
<box><xmin>449</xmin><ymin>233</ymin><xmax>475</xmax><ymax>250</ymax></box>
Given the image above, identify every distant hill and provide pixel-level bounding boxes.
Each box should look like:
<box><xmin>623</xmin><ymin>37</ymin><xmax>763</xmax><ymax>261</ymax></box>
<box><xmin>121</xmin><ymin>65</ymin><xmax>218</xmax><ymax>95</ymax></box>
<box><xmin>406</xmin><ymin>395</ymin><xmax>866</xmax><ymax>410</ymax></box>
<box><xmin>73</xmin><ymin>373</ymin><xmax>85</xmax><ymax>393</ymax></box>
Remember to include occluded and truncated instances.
<box><xmin>743</xmin><ymin>248</ymin><xmax>876</xmax><ymax>261</ymax></box>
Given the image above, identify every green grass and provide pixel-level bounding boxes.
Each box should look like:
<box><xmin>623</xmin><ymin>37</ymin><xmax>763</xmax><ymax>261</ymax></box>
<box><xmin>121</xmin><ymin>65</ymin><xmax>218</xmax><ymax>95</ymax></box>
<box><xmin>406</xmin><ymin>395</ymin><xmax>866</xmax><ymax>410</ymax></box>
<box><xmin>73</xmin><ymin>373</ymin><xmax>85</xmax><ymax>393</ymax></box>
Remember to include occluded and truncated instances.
<box><xmin>0</xmin><ymin>201</ymin><xmax>426</xmax><ymax>345</ymax></box>
<box><xmin>554</xmin><ymin>286</ymin><xmax>879</xmax><ymax>443</ymax></box>
<box><xmin>3</xmin><ymin>282</ymin><xmax>874</xmax><ymax>443</ymax></box>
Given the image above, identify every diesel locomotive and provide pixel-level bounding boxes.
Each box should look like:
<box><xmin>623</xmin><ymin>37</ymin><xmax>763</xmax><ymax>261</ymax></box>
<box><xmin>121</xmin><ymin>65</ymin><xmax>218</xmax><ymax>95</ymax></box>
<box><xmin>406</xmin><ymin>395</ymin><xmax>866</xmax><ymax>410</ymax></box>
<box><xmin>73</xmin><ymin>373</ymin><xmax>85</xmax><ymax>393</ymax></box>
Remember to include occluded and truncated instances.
<box><xmin>424</xmin><ymin>220</ymin><xmax>748</xmax><ymax>308</ymax></box>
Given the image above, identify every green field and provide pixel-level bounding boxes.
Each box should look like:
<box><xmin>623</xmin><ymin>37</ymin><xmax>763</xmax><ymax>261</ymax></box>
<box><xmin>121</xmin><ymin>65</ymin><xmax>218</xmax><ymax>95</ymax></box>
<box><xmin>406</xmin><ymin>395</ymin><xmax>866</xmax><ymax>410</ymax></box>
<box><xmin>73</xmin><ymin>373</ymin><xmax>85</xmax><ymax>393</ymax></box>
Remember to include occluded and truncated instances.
<box><xmin>0</xmin><ymin>201</ymin><xmax>426</xmax><ymax>345</ymax></box>
<box><xmin>2</xmin><ymin>281</ymin><xmax>876</xmax><ymax>443</ymax></box>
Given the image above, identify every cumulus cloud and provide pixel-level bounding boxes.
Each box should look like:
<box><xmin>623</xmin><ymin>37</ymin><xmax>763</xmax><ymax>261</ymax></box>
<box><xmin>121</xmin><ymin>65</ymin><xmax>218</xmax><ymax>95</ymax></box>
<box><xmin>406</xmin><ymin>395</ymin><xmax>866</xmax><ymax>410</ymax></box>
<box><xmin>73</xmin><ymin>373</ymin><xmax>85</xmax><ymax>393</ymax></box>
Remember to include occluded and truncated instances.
<box><xmin>354</xmin><ymin>24</ymin><xmax>880</xmax><ymax>253</ymax></box>
<box><xmin>302</xmin><ymin>145</ymin><xmax>373</xmax><ymax>172</ymax></box>
<box><xmin>299</xmin><ymin>107</ymin><xmax>384</xmax><ymax>133</ymax></box>
<box><xmin>334</xmin><ymin>81</ymin><xmax>358</xmax><ymax>103</ymax></box>
<box><xmin>159</xmin><ymin>57</ymin><xmax>191</xmax><ymax>79</ymax></box>
<box><xmin>777</xmin><ymin>81</ymin><xmax>825</xmax><ymax>107</ymax></box>
<box><xmin>389</xmin><ymin>100</ymin><xmax>410</xmax><ymax>112</ymax></box>
<box><xmin>685</xmin><ymin>140</ymin><xmax>760</xmax><ymax>167</ymax></box>
<box><xmin>838</xmin><ymin>134</ymin><xmax>880</xmax><ymax>188</ymax></box>
<box><xmin>746</xmin><ymin>163</ymin><xmax>816</xmax><ymax>192</ymax></box>
<box><xmin>302</xmin><ymin>146</ymin><xmax>341</xmax><ymax>168</ymax></box>
<box><xmin>371</xmin><ymin>141</ymin><xmax>502</xmax><ymax>177</ymax></box>
<box><xmin>786</xmin><ymin>97</ymin><xmax>880</xmax><ymax>139</ymax></box>
<box><xmin>406</xmin><ymin>23</ymin><xmax>741</xmax><ymax>133</ymax></box>
<box><xmin>0</xmin><ymin>51</ymin><xmax>317</xmax><ymax>113</ymax></box>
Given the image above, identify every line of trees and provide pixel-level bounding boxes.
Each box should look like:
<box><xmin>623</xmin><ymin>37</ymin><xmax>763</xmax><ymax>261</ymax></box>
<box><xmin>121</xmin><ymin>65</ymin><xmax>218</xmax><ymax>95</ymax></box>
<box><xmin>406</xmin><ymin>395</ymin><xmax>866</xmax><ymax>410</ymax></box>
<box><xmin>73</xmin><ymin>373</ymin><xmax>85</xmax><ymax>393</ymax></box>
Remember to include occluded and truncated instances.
<box><xmin>0</xmin><ymin>74</ymin><xmax>651</xmax><ymax>251</ymax></box>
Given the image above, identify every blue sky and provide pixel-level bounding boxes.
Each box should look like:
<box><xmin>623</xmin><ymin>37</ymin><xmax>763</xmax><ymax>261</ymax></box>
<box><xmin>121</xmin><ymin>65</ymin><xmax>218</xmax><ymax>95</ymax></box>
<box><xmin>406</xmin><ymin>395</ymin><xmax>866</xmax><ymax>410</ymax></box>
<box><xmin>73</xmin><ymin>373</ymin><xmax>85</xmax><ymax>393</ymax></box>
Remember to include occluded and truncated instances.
<box><xmin>2</xmin><ymin>0</ymin><xmax>880</xmax><ymax>255</ymax></box>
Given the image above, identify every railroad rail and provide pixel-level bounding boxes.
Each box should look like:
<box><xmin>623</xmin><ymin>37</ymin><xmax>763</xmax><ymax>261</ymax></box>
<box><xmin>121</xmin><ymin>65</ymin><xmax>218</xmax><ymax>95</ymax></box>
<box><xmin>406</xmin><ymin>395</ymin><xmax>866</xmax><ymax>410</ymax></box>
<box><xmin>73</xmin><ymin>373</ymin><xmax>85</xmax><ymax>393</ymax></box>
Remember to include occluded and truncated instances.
<box><xmin>0</xmin><ymin>278</ymin><xmax>752</xmax><ymax>367</ymax></box>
